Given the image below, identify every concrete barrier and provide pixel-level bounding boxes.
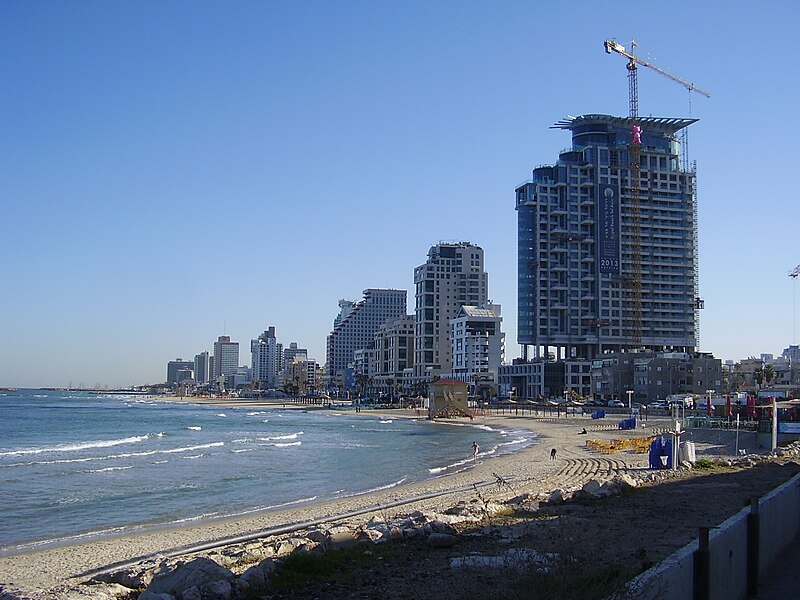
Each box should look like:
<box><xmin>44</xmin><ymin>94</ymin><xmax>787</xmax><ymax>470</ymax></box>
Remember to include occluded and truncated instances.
<box><xmin>625</xmin><ymin>473</ymin><xmax>800</xmax><ymax>600</ymax></box>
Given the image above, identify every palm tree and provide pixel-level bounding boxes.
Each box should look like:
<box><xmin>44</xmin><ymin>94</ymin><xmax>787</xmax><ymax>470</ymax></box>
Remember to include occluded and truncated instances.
<box><xmin>764</xmin><ymin>364</ymin><xmax>775</xmax><ymax>386</ymax></box>
<box><xmin>354</xmin><ymin>373</ymin><xmax>369</xmax><ymax>398</ymax></box>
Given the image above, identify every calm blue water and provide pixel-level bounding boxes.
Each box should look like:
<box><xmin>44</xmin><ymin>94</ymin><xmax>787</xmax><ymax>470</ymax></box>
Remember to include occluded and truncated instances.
<box><xmin>0</xmin><ymin>389</ymin><xmax>534</xmax><ymax>554</ymax></box>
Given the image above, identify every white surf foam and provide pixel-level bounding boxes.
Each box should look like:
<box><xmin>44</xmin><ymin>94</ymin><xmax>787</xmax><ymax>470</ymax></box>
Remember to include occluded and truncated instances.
<box><xmin>0</xmin><ymin>434</ymin><xmax>156</xmax><ymax>457</ymax></box>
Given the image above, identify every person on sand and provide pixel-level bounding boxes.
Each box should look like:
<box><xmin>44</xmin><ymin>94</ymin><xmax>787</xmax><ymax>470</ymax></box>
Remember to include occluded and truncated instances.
<box><xmin>472</xmin><ymin>441</ymin><xmax>479</xmax><ymax>461</ymax></box>
<box><xmin>579</xmin><ymin>427</ymin><xmax>587</xmax><ymax>435</ymax></box>
<box><xmin>550</xmin><ymin>447</ymin><xmax>557</xmax><ymax>460</ymax></box>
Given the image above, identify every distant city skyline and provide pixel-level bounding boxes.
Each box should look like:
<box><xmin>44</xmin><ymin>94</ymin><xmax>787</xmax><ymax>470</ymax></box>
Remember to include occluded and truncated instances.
<box><xmin>2</xmin><ymin>2</ymin><xmax>799</xmax><ymax>388</ymax></box>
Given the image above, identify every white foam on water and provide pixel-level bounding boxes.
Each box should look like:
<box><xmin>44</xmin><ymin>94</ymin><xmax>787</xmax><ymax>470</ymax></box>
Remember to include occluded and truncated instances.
<box><xmin>2</xmin><ymin>442</ymin><xmax>226</xmax><ymax>467</ymax></box>
<box><xmin>82</xmin><ymin>466</ymin><xmax>134</xmax><ymax>473</ymax></box>
<box><xmin>357</xmin><ymin>477</ymin><xmax>407</xmax><ymax>494</ymax></box>
<box><xmin>0</xmin><ymin>434</ymin><xmax>157</xmax><ymax>457</ymax></box>
<box><xmin>258</xmin><ymin>431</ymin><xmax>303</xmax><ymax>441</ymax></box>
<box><xmin>272</xmin><ymin>441</ymin><xmax>302</xmax><ymax>448</ymax></box>
<box><xmin>216</xmin><ymin>413</ymin><xmax>227</xmax><ymax>418</ymax></box>
<box><xmin>187</xmin><ymin>426</ymin><xmax>202</xmax><ymax>431</ymax></box>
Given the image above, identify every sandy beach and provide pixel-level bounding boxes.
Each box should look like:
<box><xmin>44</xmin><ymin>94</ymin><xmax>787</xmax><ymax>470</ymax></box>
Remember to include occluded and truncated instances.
<box><xmin>0</xmin><ymin>402</ymin><xmax>762</xmax><ymax>598</ymax></box>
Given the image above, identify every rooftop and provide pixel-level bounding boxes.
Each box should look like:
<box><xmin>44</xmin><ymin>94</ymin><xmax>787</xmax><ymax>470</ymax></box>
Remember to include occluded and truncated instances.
<box><xmin>552</xmin><ymin>114</ymin><xmax>697</xmax><ymax>134</ymax></box>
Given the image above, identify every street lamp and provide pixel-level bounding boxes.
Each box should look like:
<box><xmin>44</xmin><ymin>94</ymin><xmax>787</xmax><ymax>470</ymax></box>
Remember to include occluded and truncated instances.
<box><xmin>706</xmin><ymin>389</ymin><xmax>715</xmax><ymax>418</ymax></box>
<box><xmin>626</xmin><ymin>389</ymin><xmax>634</xmax><ymax>414</ymax></box>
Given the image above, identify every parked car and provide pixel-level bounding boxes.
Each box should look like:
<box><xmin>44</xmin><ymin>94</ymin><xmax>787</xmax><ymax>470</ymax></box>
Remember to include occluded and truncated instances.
<box><xmin>648</xmin><ymin>401</ymin><xmax>667</xmax><ymax>410</ymax></box>
<box><xmin>607</xmin><ymin>400</ymin><xmax>625</xmax><ymax>408</ymax></box>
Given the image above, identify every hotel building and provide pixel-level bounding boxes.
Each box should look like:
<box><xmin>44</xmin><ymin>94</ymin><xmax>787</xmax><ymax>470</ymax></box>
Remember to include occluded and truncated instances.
<box><xmin>326</xmin><ymin>289</ymin><xmax>407</xmax><ymax>386</ymax></box>
<box><xmin>413</xmin><ymin>242</ymin><xmax>488</xmax><ymax>382</ymax></box>
<box><xmin>516</xmin><ymin>114</ymin><xmax>699</xmax><ymax>364</ymax></box>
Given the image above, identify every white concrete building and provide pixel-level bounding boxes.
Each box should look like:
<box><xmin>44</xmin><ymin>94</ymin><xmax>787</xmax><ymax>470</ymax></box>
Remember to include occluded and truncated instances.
<box><xmin>450</xmin><ymin>303</ymin><xmax>504</xmax><ymax>397</ymax></box>
<box><xmin>251</xmin><ymin>327</ymin><xmax>280</xmax><ymax>388</ymax></box>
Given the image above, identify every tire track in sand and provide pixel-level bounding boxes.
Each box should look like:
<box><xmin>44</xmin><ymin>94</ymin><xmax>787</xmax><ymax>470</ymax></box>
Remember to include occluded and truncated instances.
<box><xmin>545</xmin><ymin>457</ymin><xmax>629</xmax><ymax>491</ymax></box>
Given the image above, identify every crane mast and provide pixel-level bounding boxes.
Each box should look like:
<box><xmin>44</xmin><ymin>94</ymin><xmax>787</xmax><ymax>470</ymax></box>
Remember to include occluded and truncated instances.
<box><xmin>604</xmin><ymin>38</ymin><xmax>709</xmax><ymax>351</ymax></box>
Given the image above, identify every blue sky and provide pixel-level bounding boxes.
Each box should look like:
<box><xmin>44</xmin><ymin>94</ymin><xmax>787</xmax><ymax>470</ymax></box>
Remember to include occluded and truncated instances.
<box><xmin>2</xmin><ymin>1</ymin><xmax>798</xmax><ymax>388</ymax></box>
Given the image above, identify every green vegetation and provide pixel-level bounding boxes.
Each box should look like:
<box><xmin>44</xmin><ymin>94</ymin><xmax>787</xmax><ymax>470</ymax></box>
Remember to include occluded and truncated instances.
<box><xmin>268</xmin><ymin>545</ymin><xmax>395</xmax><ymax>592</ymax></box>
<box><xmin>516</xmin><ymin>562</ymin><xmax>633</xmax><ymax>600</ymax></box>
<box><xmin>694</xmin><ymin>458</ymin><xmax>717</xmax><ymax>470</ymax></box>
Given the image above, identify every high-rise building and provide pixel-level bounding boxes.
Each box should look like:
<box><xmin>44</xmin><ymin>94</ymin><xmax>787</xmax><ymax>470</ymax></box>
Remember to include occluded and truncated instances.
<box><xmin>281</xmin><ymin>342</ymin><xmax>307</xmax><ymax>388</ymax></box>
<box><xmin>193</xmin><ymin>352</ymin><xmax>210</xmax><ymax>384</ymax></box>
<box><xmin>371</xmin><ymin>314</ymin><xmax>415</xmax><ymax>397</ymax></box>
<box><xmin>333</xmin><ymin>300</ymin><xmax>356</xmax><ymax>329</ymax></box>
<box><xmin>283</xmin><ymin>342</ymin><xmax>308</xmax><ymax>371</ymax></box>
<box><xmin>213</xmin><ymin>336</ymin><xmax>239</xmax><ymax>381</ymax></box>
<box><xmin>450</xmin><ymin>303</ymin><xmax>504</xmax><ymax>396</ymax></box>
<box><xmin>413</xmin><ymin>242</ymin><xmax>488</xmax><ymax>381</ymax></box>
<box><xmin>166</xmin><ymin>358</ymin><xmax>194</xmax><ymax>384</ymax></box>
<box><xmin>326</xmin><ymin>289</ymin><xmax>407</xmax><ymax>386</ymax></box>
<box><xmin>251</xmin><ymin>327</ymin><xmax>280</xmax><ymax>388</ymax></box>
<box><xmin>516</xmin><ymin>114</ymin><xmax>699</xmax><ymax>363</ymax></box>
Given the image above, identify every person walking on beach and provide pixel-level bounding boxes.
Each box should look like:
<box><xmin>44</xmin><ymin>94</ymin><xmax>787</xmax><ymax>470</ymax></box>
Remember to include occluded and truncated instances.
<box><xmin>550</xmin><ymin>447</ymin><xmax>557</xmax><ymax>460</ymax></box>
<box><xmin>472</xmin><ymin>441</ymin><xmax>479</xmax><ymax>461</ymax></box>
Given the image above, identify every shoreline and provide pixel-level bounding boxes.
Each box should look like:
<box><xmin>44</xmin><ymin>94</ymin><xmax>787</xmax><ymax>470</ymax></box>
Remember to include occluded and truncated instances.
<box><xmin>0</xmin><ymin>405</ymin><xmax>759</xmax><ymax>597</ymax></box>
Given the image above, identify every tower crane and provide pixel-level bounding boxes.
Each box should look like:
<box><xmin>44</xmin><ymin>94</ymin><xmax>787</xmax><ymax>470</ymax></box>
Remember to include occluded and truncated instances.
<box><xmin>603</xmin><ymin>39</ymin><xmax>709</xmax><ymax>350</ymax></box>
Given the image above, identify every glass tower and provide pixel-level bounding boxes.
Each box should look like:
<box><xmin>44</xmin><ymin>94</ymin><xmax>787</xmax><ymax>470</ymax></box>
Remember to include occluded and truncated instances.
<box><xmin>516</xmin><ymin>114</ymin><xmax>699</xmax><ymax>361</ymax></box>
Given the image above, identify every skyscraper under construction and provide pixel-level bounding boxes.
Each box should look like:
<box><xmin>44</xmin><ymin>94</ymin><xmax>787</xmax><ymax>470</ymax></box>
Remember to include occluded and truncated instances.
<box><xmin>516</xmin><ymin>114</ymin><xmax>700</xmax><ymax>363</ymax></box>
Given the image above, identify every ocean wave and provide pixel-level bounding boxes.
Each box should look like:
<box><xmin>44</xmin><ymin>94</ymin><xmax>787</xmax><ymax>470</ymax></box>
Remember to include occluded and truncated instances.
<box><xmin>1</xmin><ymin>524</ymin><xmax>131</xmax><ymax>555</ymax></box>
<box><xmin>428</xmin><ymin>455</ymin><xmax>476</xmax><ymax>475</ymax></box>
<box><xmin>222</xmin><ymin>495</ymin><xmax>320</xmax><ymax>518</ymax></box>
<box><xmin>187</xmin><ymin>426</ymin><xmax>202</xmax><ymax>431</ymax></box>
<box><xmin>272</xmin><ymin>441</ymin><xmax>302</xmax><ymax>448</ymax></box>
<box><xmin>379</xmin><ymin>420</ymin><xmax>393</xmax><ymax>424</ymax></box>
<box><xmin>357</xmin><ymin>477</ymin><xmax>407</xmax><ymax>495</ymax></box>
<box><xmin>216</xmin><ymin>413</ymin><xmax>227</xmax><ymax>418</ymax></box>
<box><xmin>246</xmin><ymin>411</ymin><xmax>266</xmax><ymax>416</ymax></box>
<box><xmin>258</xmin><ymin>432</ymin><xmax>304</xmax><ymax>442</ymax></box>
<box><xmin>82</xmin><ymin>466</ymin><xmax>134</xmax><ymax>473</ymax></box>
<box><xmin>2</xmin><ymin>442</ymin><xmax>225</xmax><ymax>467</ymax></box>
<box><xmin>0</xmin><ymin>434</ymin><xmax>158</xmax><ymax>457</ymax></box>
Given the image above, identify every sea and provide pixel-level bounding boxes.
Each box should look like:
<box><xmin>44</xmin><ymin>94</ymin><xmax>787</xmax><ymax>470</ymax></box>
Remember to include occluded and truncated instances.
<box><xmin>0</xmin><ymin>389</ymin><xmax>534</xmax><ymax>555</ymax></box>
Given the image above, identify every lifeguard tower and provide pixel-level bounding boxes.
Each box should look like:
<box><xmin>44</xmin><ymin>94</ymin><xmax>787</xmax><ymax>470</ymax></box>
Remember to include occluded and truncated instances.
<box><xmin>429</xmin><ymin>379</ymin><xmax>470</xmax><ymax>419</ymax></box>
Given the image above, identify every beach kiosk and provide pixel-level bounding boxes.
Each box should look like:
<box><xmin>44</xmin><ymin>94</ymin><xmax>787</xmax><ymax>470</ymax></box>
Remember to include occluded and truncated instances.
<box><xmin>428</xmin><ymin>379</ymin><xmax>470</xmax><ymax>420</ymax></box>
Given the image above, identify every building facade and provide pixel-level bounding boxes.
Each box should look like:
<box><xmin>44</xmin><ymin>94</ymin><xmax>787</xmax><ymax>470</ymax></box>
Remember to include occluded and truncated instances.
<box><xmin>590</xmin><ymin>351</ymin><xmax>722</xmax><ymax>403</ymax></box>
<box><xmin>213</xmin><ymin>336</ymin><xmax>239</xmax><ymax>383</ymax></box>
<box><xmin>498</xmin><ymin>360</ymin><xmax>565</xmax><ymax>400</ymax></box>
<box><xmin>450</xmin><ymin>303</ymin><xmax>504</xmax><ymax>397</ymax></box>
<box><xmin>413</xmin><ymin>242</ymin><xmax>489</xmax><ymax>382</ymax></box>
<box><xmin>251</xmin><ymin>327</ymin><xmax>280</xmax><ymax>388</ymax></box>
<box><xmin>166</xmin><ymin>358</ymin><xmax>194</xmax><ymax>385</ymax></box>
<box><xmin>193</xmin><ymin>352</ymin><xmax>210</xmax><ymax>384</ymax></box>
<box><xmin>326</xmin><ymin>289</ymin><xmax>407</xmax><ymax>387</ymax></box>
<box><xmin>516</xmin><ymin>114</ymin><xmax>699</xmax><ymax>362</ymax></box>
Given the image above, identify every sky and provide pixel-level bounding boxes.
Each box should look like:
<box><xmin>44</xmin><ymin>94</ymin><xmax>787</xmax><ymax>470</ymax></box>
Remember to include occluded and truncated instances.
<box><xmin>2</xmin><ymin>1</ymin><xmax>799</xmax><ymax>388</ymax></box>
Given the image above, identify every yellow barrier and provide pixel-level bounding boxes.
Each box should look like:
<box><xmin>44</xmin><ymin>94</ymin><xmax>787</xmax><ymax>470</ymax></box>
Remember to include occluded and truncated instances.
<box><xmin>586</xmin><ymin>436</ymin><xmax>656</xmax><ymax>454</ymax></box>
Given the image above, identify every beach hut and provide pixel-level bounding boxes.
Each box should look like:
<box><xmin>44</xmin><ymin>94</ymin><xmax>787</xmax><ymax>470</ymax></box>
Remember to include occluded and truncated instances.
<box><xmin>428</xmin><ymin>379</ymin><xmax>470</xmax><ymax>419</ymax></box>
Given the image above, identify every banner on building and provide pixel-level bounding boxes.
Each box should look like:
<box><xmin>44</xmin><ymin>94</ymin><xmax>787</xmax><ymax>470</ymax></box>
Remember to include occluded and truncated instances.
<box><xmin>598</xmin><ymin>183</ymin><xmax>621</xmax><ymax>275</ymax></box>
